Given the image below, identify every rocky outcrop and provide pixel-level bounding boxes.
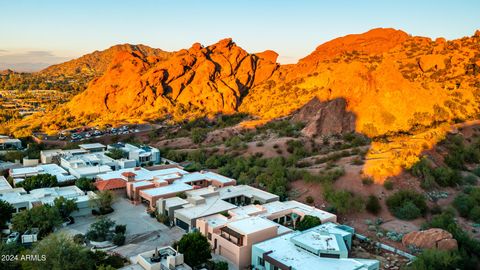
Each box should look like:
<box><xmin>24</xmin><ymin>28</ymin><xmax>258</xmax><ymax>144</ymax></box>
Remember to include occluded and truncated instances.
<box><xmin>62</xmin><ymin>38</ymin><xmax>279</xmax><ymax>119</ymax></box>
<box><xmin>402</xmin><ymin>229</ymin><xmax>458</xmax><ymax>251</ymax></box>
<box><xmin>13</xmin><ymin>28</ymin><xmax>480</xmax><ymax>141</ymax></box>
<box><xmin>291</xmin><ymin>98</ymin><xmax>355</xmax><ymax>136</ymax></box>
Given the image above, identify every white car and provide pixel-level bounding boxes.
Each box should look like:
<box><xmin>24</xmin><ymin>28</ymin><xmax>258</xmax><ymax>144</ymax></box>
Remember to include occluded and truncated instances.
<box><xmin>6</xmin><ymin>232</ymin><xmax>20</xmax><ymax>244</ymax></box>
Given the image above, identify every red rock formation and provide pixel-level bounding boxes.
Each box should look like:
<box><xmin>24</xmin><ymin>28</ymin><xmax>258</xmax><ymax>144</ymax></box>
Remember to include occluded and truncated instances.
<box><xmin>13</xmin><ymin>28</ymin><xmax>480</xmax><ymax>141</ymax></box>
<box><xmin>402</xmin><ymin>229</ymin><xmax>458</xmax><ymax>251</ymax></box>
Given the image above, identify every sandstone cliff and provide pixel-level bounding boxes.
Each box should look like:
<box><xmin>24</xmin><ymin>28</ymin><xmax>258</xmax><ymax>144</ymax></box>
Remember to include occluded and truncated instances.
<box><xmin>14</xmin><ymin>28</ymin><xmax>480</xmax><ymax>140</ymax></box>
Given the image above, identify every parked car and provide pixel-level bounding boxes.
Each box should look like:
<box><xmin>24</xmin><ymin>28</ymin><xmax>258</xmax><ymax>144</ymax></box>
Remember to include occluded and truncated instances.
<box><xmin>21</xmin><ymin>228</ymin><xmax>39</xmax><ymax>245</ymax></box>
<box><xmin>6</xmin><ymin>232</ymin><xmax>20</xmax><ymax>244</ymax></box>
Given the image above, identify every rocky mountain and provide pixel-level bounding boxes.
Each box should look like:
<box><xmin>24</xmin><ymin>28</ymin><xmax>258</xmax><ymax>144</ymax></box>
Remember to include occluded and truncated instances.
<box><xmin>39</xmin><ymin>44</ymin><xmax>171</xmax><ymax>77</ymax></box>
<box><xmin>12</xmin><ymin>28</ymin><xmax>480</xmax><ymax>140</ymax></box>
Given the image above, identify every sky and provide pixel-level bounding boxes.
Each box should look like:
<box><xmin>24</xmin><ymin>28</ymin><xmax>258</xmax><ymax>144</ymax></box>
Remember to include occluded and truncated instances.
<box><xmin>1</xmin><ymin>0</ymin><xmax>479</xmax><ymax>71</ymax></box>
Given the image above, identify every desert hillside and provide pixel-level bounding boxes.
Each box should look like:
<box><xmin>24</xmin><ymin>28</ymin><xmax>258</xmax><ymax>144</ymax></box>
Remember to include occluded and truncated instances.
<box><xmin>9</xmin><ymin>28</ymin><xmax>480</xmax><ymax>179</ymax></box>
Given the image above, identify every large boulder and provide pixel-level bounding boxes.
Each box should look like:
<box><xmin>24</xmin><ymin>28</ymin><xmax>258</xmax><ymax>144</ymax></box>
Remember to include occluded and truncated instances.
<box><xmin>402</xmin><ymin>228</ymin><xmax>458</xmax><ymax>251</ymax></box>
<box><xmin>291</xmin><ymin>97</ymin><xmax>356</xmax><ymax>137</ymax></box>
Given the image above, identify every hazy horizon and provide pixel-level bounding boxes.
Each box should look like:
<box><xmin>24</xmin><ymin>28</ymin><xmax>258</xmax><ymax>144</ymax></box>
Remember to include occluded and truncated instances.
<box><xmin>1</xmin><ymin>0</ymin><xmax>479</xmax><ymax>72</ymax></box>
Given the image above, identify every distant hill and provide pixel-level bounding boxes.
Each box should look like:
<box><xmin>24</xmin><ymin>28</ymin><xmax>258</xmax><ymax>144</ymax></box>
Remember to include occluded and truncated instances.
<box><xmin>38</xmin><ymin>44</ymin><xmax>172</xmax><ymax>77</ymax></box>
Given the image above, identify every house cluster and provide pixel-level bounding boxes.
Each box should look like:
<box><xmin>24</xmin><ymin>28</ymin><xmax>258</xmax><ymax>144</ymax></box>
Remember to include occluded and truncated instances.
<box><xmin>0</xmin><ymin>135</ymin><xmax>22</xmax><ymax>150</ymax></box>
<box><xmin>162</xmin><ymin>186</ymin><xmax>379</xmax><ymax>270</ymax></box>
<box><xmin>1</xmin><ymin>141</ymin><xmax>381</xmax><ymax>270</ymax></box>
<box><xmin>82</xmin><ymin>160</ymin><xmax>380</xmax><ymax>270</ymax></box>
<box><xmin>7</xmin><ymin>142</ymin><xmax>161</xmax><ymax>186</ymax></box>
<box><xmin>0</xmin><ymin>176</ymin><xmax>96</xmax><ymax>216</ymax></box>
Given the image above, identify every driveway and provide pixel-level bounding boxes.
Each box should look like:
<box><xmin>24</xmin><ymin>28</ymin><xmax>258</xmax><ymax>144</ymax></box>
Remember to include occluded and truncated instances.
<box><xmin>59</xmin><ymin>197</ymin><xmax>185</xmax><ymax>259</ymax></box>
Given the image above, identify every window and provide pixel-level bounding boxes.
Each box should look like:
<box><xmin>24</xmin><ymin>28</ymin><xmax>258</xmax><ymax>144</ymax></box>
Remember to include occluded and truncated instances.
<box><xmin>208</xmin><ymin>233</ymin><xmax>212</xmax><ymax>240</ymax></box>
<box><xmin>258</xmin><ymin>257</ymin><xmax>265</xmax><ymax>266</ymax></box>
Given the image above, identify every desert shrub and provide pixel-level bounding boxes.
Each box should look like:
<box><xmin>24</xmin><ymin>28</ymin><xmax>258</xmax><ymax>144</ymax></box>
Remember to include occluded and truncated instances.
<box><xmin>472</xmin><ymin>167</ymin><xmax>480</xmax><ymax>177</ymax></box>
<box><xmin>453</xmin><ymin>187</ymin><xmax>480</xmax><ymax>222</ymax></box>
<box><xmin>305</xmin><ymin>196</ymin><xmax>314</xmax><ymax>204</ymax></box>
<box><xmin>365</xmin><ymin>195</ymin><xmax>381</xmax><ymax>214</ymax></box>
<box><xmin>351</xmin><ymin>156</ymin><xmax>364</xmax><ymax>165</ymax></box>
<box><xmin>463</xmin><ymin>174</ymin><xmax>478</xmax><ymax>185</ymax></box>
<box><xmin>324</xmin><ymin>186</ymin><xmax>364</xmax><ymax>215</ymax></box>
<box><xmin>286</xmin><ymin>139</ymin><xmax>309</xmax><ymax>158</ymax></box>
<box><xmin>190</xmin><ymin>128</ymin><xmax>208</xmax><ymax>144</ymax></box>
<box><xmin>386</xmin><ymin>190</ymin><xmax>427</xmax><ymax>220</ymax></box>
<box><xmin>383</xmin><ymin>179</ymin><xmax>394</xmax><ymax>190</ymax></box>
<box><xmin>362</xmin><ymin>177</ymin><xmax>374</xmax><ymax>186</ymax></box>
<box><xmin>407</xmin><ymin>249</ymin><xmax>463</xmax><ymax>270</ymax></box>
<box><xmin>411</xmin><ymin>157</ymin><xmax>462</xmax><ymax>188</ymax></box>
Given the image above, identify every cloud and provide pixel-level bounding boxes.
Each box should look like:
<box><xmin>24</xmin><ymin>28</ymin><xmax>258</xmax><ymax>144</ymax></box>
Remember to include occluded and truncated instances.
<box><xmin>0</xmin><ymin>50</ymin><xmax>70</xmax><ymax>72</ymax></box>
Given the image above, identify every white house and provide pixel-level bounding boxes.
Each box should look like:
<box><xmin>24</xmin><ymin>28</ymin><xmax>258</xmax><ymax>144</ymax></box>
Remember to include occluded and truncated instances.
<box><xmin>0</xmin><ymin>135</ymin><xmax>22</xmax><ymax>150</ymax></box>
<box><xmin>0</xmin><ymin>185</ymin><xmax>97</xmax><ymax>216</ymax></box>
<box><xmin>107</xmin><ymin>143</ymin><xmax>160</xmax><ymax>166</ymax></box>
<box><xmin>10</xmin><ymin>164</ymin><xmax>76</xmax><ymax>185</ymax></box>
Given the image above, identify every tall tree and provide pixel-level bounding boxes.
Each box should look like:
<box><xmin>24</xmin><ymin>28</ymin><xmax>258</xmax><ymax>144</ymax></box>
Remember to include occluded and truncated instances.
<box><xmin>20</xmin><ymin>233</ymin><xmax>96</xmax><ymax>270</ymax></box>
<box><xmin>89</xmin><ymin>190</ymin><xmax>115</xmax><ymax>211</ymax></box>
<box><xmin>11</xmin><ymin>205</ymin><xmax>62</xmax><ymax>237</ymax></box>
<box><xmin>176</xmin><ymin>231</ymin><xmax>211</xmax><ymax>267</ymax></box>
<box><xmin>54</xmin><ymin>196</ymin><xmax>78</xmax><ymax>218</ymax></box>
<box><xmin>0</xmin><ymin>199</ymin><xmax>15</xmax><ymax>228</ymax></box>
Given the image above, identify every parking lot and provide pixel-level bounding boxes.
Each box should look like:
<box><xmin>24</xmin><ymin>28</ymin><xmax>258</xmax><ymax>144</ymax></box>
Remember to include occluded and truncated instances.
<box><xmin>59</xmin><ymin>197</ymin><xmax>185</xmax><ymax>259</ymax></box>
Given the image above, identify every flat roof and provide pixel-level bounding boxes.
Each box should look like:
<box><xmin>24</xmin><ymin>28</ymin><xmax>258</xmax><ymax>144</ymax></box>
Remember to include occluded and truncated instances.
<box><xmin>175</xmin><ymin>196</ymin><xmax>237</xmax><ymax>220</ymax></box>
<box><xmin>0</xmin><ymin>176</ymin><xmax>12</xmax><ymax>191</ymax></box>
<box><xmin>179</xmin><ymin>171</ymin><xmax>235</xmax><ymax>184</ymax></box>
<box><xmin>254</xmin><ymin>232</ymin><xmax>378</xmax><ymax>270</ymax></box>
<box><xmin>228</xmin><ymin>204</ymin><xmax>267</xmax><ymax>218</ymax></box>
<box><xmin>132</xmin><ymin>181</ymin><xmax>155</xmax><ymax>188</ymax></box>
<box><xmin>201</xmin><ymin>214</ymin><xmax>229</xmax><ymax>228</ymax></box>
<box><xmin>261</xmin><ymin>201</ymin><xmax>337</xmax><ymax>223</ymax></box>
<box><xmin>97</xmin><ymin>167</ymin><xmax>188</xmax><ymax>182</ymax></box>
<box><xmin>218</xmin><ymin>185</ymin><xmax>279</xmax><ymax>201</ymax></box>
<box><xmin>72</xmin><ymin>165</ymin><xmax>112</xmax><ymax>175</ymax></box>
<box><xmin>10</xmin><ymin>164</ymin><xmax>76</xmax><ymax>182</ymax></box>
<box><xmin>291</xmin><ymin>230</ymin><xmax>342</xmax><ymax>253</ymax></box>
<box><xmin>1</xmin><ymin>186</ymin><xmax>95</xmax><ymax>205</ymax></box>
<box><xmin>141</xmin><ymin>182</ymin><xmax>193</xmax><ymax>197</ymax></box>
<box><xmin>163</xmin><ymin>197</ymin><xmax>189</xmax><ymax>208</ymax></box>
<box><xmin>227</xmin><ymin>216</ymin><xmax>279</xmax><ymax>235</ymax></box>
<box><xmin>79</xmin><ymin>143</ymin><xmax>106</xmax><ymax>149</ymax></box>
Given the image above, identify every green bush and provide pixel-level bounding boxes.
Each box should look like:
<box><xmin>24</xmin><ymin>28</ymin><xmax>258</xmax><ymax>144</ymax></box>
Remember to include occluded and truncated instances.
<box><xmin>407</xmin><ymin>249</ymin><xmax>463</xmax><ymax>270</ymax></box>
<box><xmin>115</xmin><ymin>225</ymin><xmax>126</xmax><ymax>234</ymax></box>
<box><xmin>362</xmin><ymin>177</ymin><xmax>374</xmax><ymax>186</ymax></box>
<box><xmin>324</xmin><ymin>186</ymin><xmax>364</xmax><ymax>215</ymax></box>
<box><xmin>212</xmin><ymin>261</ymin><xmax>229</xmax><ymax>270</ymax></box>
<box><xmin>16</xmin><ymin>174</ymin><xmax>58</xmax><ymax>191</ymax></box>
<box><xmin>386</xmin><ymin>190</ymin><xmax>427</xmax><ymax>220</ymax></box>
<box><xmin>365</xmin><ymin>195</ymin><xmax>381</xmax><ymax>214</ymax></box>
<box><xmin>112</xmin><ymin>233</ymin><xmax>125</xmax><ymax>246</ymax></box>
<box><xmin>191</xmin><ymin>128</ymin><xmax>208</xmax><ymax>144</ymax></box>
<box><xmin>383</xmin><ymin>179</ymin><xmax>394</xmax><ymax>190</ymax></box>
<box><xmin>296</xmin><ymin>215</ymin><xmax>321</xmax><ymax>231</ymax></box>
<box><xmin>305</xmin><ymin>195</ymin><xmax>314</xmax><ymax>204</ymax></box>
<box><xmin>73</xmin><ymin>234</ymin><xmax>85</xmax><ymax>245</ymax></box>
<box><xmin>453</xmin><ymin>187</ymin><xmax>480</xmax><ymax>222</ymax></box>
